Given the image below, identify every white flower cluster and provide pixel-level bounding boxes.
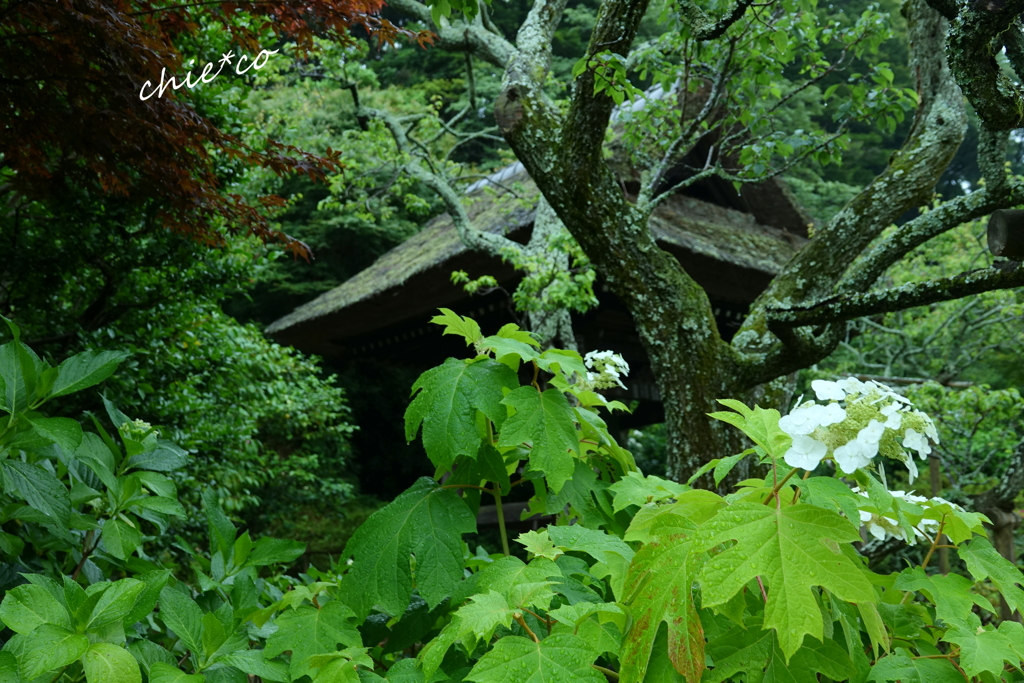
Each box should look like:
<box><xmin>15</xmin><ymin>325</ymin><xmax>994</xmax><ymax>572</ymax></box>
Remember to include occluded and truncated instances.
<box><xmin>779</xmin><ymin>377</ymin><xmax>939</xmax><ymax>481</ymax></box>
<box><xmin>581</xmin><ymin>350</ymin><xmax>630</xmax><ymax>391</ymax></box>
<box><xmin>853</xmin><ymin>487</ymin><xmax>962</xmax><ymax>545</ymax></box>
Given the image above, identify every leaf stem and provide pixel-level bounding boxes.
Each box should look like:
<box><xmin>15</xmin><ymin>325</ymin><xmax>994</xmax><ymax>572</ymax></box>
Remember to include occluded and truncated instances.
<box><xmin>71</xmin><ymin>530</ymin><xmax>95</xmax><ymax>581</ymax></box>
<box><xmin>531</xmin><ymin>360</ymin><xmax>541</xmax><ymax>391</ymax></box>
<box><xmin>762</xmin><ymin>467</ymin><xmax>801</xmax><ymax>505</ymax></box>
<box><xmin>592</xmin><ymin>664</ymin><xmax>620</xmax><ymax>680</ymax></box>
<box><xmin>920</xmin><ymin>515</ymin><xmax>947</xmax><ymax>570</ymax></box>
<box><xmin>494</xmin><ymin>488</ymin><xmax>510</xmax><ymax>557</ymax></box>
<box><xmin>514</xmin><ymin>613</ymin><xmax>539</xmax><ymax>642</ymax></box>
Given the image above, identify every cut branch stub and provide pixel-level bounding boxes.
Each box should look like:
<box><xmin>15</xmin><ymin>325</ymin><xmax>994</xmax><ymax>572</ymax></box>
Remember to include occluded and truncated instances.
<box><xmin>987</xmin><ymin>209</ymin><xmax>1024</xmax><ymax>259</ymax></box>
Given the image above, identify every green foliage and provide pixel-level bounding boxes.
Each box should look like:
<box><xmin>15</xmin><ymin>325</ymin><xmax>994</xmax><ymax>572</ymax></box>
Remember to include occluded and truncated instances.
<box><xmin>5</xmin><ymin>312</ymin><xmax>1023</xmax><ymax>683</ymax></box>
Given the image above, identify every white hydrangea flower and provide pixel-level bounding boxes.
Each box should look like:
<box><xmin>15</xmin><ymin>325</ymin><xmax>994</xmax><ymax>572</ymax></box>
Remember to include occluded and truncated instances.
<box><xmin>836</xmin><ymin>376</ymin><xmax>870</xmax><ymax>395</ymax></box>
<box><xmin>582</xmin><ymin>350</ymin><xmax>630</xmax><ymax>390</ymax></box>
<box><xmin>811</xmin><ymin>379</ymin><xmax>846</xmax><ymax>402</ymax></box>
<box><xmin>833</xmin><ymin>439</ymin><xmax>871</xmax><ymax>473</ymax></box>
<box><xmin>779</xmin><ymin>402</ymin><xmax>846</xmax><ymax>435</ymax></box>
<box><xmin>903</xmin><ymin>428</ymin><xmax>931</xmax><ymax>460</ymax></box>
<box><xmin>880</xmin><ymin>403</ymin><xmax>903</xmax><ymax>430</ymax></box>
<box><xmin>783</xmin><ymin>434</ymin><xmax>828</xmax><ymax>470</ymax></box>
<box><xmin>778</xmin><ymin>376</ymin><xmax>941</xmax><ymax>479</ymax></box>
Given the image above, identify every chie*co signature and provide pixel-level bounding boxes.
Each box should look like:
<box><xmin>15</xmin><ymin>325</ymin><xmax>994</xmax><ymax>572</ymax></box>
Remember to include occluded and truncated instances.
<box><xmin>140</xmin><ymin>49</ymin><xmax>279</xmax><ymax>101</ymax></box>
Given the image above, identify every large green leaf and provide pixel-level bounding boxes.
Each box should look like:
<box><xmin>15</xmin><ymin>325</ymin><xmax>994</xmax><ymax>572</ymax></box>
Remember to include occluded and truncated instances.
<box><xmin>867</xmin><ymin>650</ymin><xmax>964</xmax><ymax>683</ymax></box>
<box><xmin>158</xmin><ymin>587</ymin><xmax>204</xmax><ymax>656</ymax></box>
<box><xmin>465</xmin><ymin>634</ymin><xmax>604</xmax><ymax>683</ymax></box>
<box><xmin>0</xmin><ymin>582</ymin><xmax>72</xmax><ymax>634</ymax></box>
<box><xmin>339</xmin><ymin>478</ymin><xmax>476</xmax><ymax>618</ymax></box>
<box><xmin>0</xmin><ymin>460</ymin><xmax>71</xmax><ymax>530</ymax></box>
<box><xmin>101</xmin><ymin>518</ymin><xmax>142</xmax><ymax>560</ymax></box>
<box><xmin>619</xmin><ymin>531</ymin><xmax>705</xmax><ymax>683</ymax></box>
<box><xmin>0</xmin><ymin>324</ymin><xmax>46</xmax><ymax>413</ymax></box>
<box><xmin>893</xmin><ymin>568</ymin><xmax>994</xmax><ymax>624</ymax></box>
<box><xmin>695</xmin><ymin>503</ymin><xmax>876</xmax><ymax>661</ymax></box>
<box><xmin>957</xmin><ymin>536</ymin><xmax>1024</xmax><ymax>615</ymax></box>
<box><xmin>708</xmin><ymin>403</ymin><xmax>790</xmax><ymax>459</ymax></box>
<box><xmin>498</xmin><ymin>387</ymin><xmax>579</xmax><ymax>493</ymax></box>
<box><xmin>217</xmin><ymin>650</ymin><xmax>289</xmax><ymax>682</ymax></box>
<box><xmin>148</xmin><ymin>662</ymin><xmax>206</xmax><ymax>682</ymax></box>
<box><xmin>757</xmin><ymin>634</ymin><xmax>854</xmax><ymax>683</ymax></box>
<box><xmin>123</xmin><ymin>570</ymin><xmax>172</xmax><ymax>627</ymax></box>
<box><xmin>547</xmin><ymin>525</ymin><xmax>633</xmax><ymax>600</ymax></box>
<box><xmin>23</xmin><ymin>416</ymin><xmax>83</xmax><ymax>455</ymax></box>
<box><xmin>704</xmin><ymin>620</ymin><xmax>772</xmax><ymax>683</ymax></box>
<box><xmin>85</xmin><ymin>578</ymin><xmax>144</xmax><ymax>631</ymax></box>
<box><xmin>82</xmin><ymin>643</ymin><xmax>142</xmax><ymax>683</ymax></box>
<box><xmin>50</xmin><ymin>350</ymin><xmax>129</xmax><ymax>399</ymax></box>
<box><xmin>264</xmin><ymin>602</ymin><xmax>360</xmax><ymax>679</ymax></box>
<box><xmin>405</xmin><ymin>358</ymin><xmax>516</xmax><ymax>472</ymax></box>
<box><xmin>125</xmin><ymin>440</ymin><xmax>187</xmax><ymax>472</ymax></box>
<box><xmin>245</xmin><ymin>537</ymin><xmax>306</xmax><ymax>567</ymax></box>
<box><xmin>608</xmin><ymin>472</ymin><xmax>690</xmax><ymax>512</ymax></box>
<box><xmin>0</xmin><ymin>652</ymin><xmax>20</xmax><ymax>683</ymax></box>
<box><xmin>19</xmin><ymin>624</ymin><xmax>89</xmax><ymax>678</ymax></box>
<box><xmin>943</xmin><ymin>622</ymin><xmax>1022</xmax><ymax>678</ymax></box>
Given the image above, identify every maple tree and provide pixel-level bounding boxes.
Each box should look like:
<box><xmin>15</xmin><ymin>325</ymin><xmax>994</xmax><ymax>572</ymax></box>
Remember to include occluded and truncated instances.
<box><xmin>0</xmin><ymin>0</ymin><xmax>426</xmax><ymax>255</ymax></box>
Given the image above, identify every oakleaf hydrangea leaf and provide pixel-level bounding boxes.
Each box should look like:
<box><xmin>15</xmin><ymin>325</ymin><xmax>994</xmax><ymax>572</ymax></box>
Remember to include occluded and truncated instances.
<box><xmin>405</xmin><ymin>358</ymin><xmax>516</xmax><ymax>472</ymax></box>
<box><xmin>430</xmin><ymin>309</ymin><xmax>483</xmax><ymax>347</ymax></box>
<box><xmin>516</xmin><ymin>529</ymin><xmax>563</xmax><ymax>560</ymax></box>
<box><xmin>695</xmin><ymin>503</ymin><xmax>876</xmax><ymax>661</ymax></box>
<box><xmin>867</xmin><ymin>650</ymin><xmax>964</xmax><ymax>683</ymax></box>
<box><xmin>618</xmin><ymin>533</ymin><xmax>704</xmax><ymax>683</ymax></box>
<box><xmin>465</xmin><ymin>634</ymin><xmax>604</xmax><ymax>683</ymax></box>
<box><xmin>498</xmin><ymin>387</ymin><xmax>578</xmax><ymax>492</ymax></box>
<box><xmin>943</xmin><ymin>622</ymin><xmax>1022</xmax><ymax>678</ymax></box>
<box><xmin>893</xmin><ymin>568</ymin><xmax>995</xmax><ymax>624</ymax></box>
<box><xmin>957</xmin><ymin>536</ymin><xmax>1024</xmax><ymax>615</ymax></box>
<box><xmin>339</xmin><ymin>478</ymin><xmax>476</xmax><ymax>618</ymax></box>
<box><xmin>608</xmin><ymin>471</ymin><xmax>689</xmax><ymax>512</ymax></box>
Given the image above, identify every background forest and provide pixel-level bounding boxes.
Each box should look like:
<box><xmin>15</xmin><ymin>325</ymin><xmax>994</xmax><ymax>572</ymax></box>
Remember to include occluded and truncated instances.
<box><xmin>2</xmin><ymin>0</ymin><xmax>1024</xmax><ymax>680</ymax></box>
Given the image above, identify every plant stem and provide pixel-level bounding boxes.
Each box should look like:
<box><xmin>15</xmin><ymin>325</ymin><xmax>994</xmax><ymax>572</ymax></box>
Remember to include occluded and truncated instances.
<box><xmin>514</xmin><ymin>613</ymin><xmax>539</xmax><ymax>643</ymax></box>
<box><xmin>592</xmin><ymin>664</ymin><xmax>620</xmax><ymax>680</ymax></box>
<box><xmin>531</xmin><ymin>360</ymin><xmax>541</xmax><ymax>390</ymax></box>
<box><xmin>762</xmin><ymin>467</ymin><xmax>801</xmax><ymax>505</ymax></box>
<box><xmin>493</xmin><ymin>488</ymin><xmax>510</xmax><ymax>557</ymax></box>
<box><xmin>921</xmin><ymin>516</ymin><xmax>947</xmax><ymax>570</ymax></box>
<box><xmin>71</xmin><ymin>530</ymin><xmax>95</xmax><ymax>581</ymax></box>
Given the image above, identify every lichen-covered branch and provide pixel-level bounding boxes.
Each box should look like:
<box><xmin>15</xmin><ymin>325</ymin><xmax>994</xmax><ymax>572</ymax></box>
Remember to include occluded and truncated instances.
<box><xmin>839</xmin><ymin>183</ymin><xmax>1024</xmax><ymax>295</ymax></box>
<box><xmin>363</xmin><ymin>106</ymin><xmax>524</xmax><ymax>257</ymax></box>
<box><xmin>388</xmin><ymin>0</ymin><xmax>515</xmax><ymax>69</ymax></box>
<box><xmin>931</xmin><ymin>0</ymin><xmax>1024</xmax><ymax>130</ymax></box>
<box><xmin>737</xmin><ymin>0</ymin><xmax>965</xmax><ymax>372</ymax></box>
<box><xmin>678</xmin><ymin>0</ymin><xmax>756</xmax><ymax>40</ymax></box>
<box><xmin>768</xmin><ymin>262</ymin><xmax>1024</xmax><ymax>330</ymax></box>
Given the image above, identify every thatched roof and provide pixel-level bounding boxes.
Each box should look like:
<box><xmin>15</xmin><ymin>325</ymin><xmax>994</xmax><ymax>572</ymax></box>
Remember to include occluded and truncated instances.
<box><xmin>266</xmin><ymin>166</ymin><xmax>807</xmax><ymax>354</ymax></box>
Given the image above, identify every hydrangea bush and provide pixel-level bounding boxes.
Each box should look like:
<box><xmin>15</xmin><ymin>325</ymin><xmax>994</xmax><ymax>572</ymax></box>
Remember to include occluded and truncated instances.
<box><xmin>2</xmin><ymin>311</ymin><xmax>1023</xmax><ymax>682</ymax></box>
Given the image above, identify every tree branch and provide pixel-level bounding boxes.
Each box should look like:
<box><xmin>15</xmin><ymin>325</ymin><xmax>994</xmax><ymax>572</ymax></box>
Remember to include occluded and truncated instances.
<box><xmin>678</xmin><ymin>0</ymin><xmax>757</xmax><ymax>40</ymax></box>
<box><xmin>387</xmin><ymin>0</ymin><xmax>516</xmax><ymax>69</ymax></box>
<box><xmin>838</xmin><ymin>182</ymin><xmax>1024</xmax><ymax>295</ymax></box>
<box><xmin>768</xmin><ymin>262</ymin><xmax>1024</xmax><ymax>330</ymax></box>
<box><xmin>933</xmin><ymin>0</ymin><xmax>1024</xmax><ymax>130</ymax></box>
<box><xmin>362</xmin><ymin>106</ymin><xmax>524</xmax><ymax>257</ymax></box>
<box><xmin>737</xmin><ymin>0</ymin><xmax>966</xmax><ymax>370</ymax></box>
